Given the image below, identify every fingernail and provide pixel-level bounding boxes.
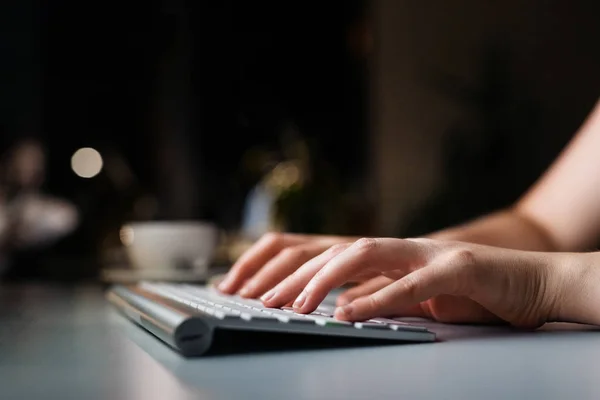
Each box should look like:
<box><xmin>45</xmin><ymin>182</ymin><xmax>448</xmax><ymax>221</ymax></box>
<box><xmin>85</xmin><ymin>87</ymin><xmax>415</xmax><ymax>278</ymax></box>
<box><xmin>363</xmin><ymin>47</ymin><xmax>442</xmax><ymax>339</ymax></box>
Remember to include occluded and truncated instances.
<box><xmin>293</xmin><ymin>291</ymin><xmax>307</xmax><ymax>310</ymax></box>
<box><xmin>261</xmin><ymin>290</ymin><xmax>276</xmax><ymax>303</ymax></box>
<box><xmin>337</xmin><ymin>304</ymin><xmax>353</xmax><ymax>318</ymax></box>
<box><xmin>218</xmin><ymin>275</ymin><xmax>232</xmax><ymax>291</ymax></box>
<box><xmin>238</xmin><ymin>286</ymin><xmax>252</xmax><ymax>297</ymax></box>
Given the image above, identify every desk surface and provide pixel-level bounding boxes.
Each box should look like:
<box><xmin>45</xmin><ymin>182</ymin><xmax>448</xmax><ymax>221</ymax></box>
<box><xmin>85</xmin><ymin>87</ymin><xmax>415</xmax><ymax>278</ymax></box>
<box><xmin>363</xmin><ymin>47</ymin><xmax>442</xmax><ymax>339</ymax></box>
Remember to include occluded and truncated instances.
<box><xmin>2</xmin><ymin>284</ymin><xmax>600</xmax><ymax>400</ymax></box>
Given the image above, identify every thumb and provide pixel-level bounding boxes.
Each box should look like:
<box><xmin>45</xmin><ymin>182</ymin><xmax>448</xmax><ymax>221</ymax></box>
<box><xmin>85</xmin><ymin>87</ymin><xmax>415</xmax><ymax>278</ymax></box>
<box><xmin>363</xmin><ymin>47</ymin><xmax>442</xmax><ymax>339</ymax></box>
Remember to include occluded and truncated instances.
<box><xmin>335</xmin><ymin>256</ymin><xmax>472</xmax><ymax>321</ymax></box>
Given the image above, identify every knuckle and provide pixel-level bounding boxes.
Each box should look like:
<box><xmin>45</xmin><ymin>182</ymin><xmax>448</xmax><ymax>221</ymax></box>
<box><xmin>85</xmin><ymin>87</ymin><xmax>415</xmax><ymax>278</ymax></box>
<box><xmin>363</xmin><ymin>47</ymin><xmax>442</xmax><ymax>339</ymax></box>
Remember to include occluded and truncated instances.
<box><xmin>262</xmin><ymin>232</ymin><xmax>283</xmax><ymax>246</ymax></box>
<box><xmin>399</xmin><ymin>274</ymin><xmax>420</xmax><ymax>298</ymax></box>
<box><xmin>441</xmin><ymin>248</ymin><xmax>477</xmax><ymax>295</ymax></box>
<box><xmin>284</xmin><ymin>271</ymin><xmax>303</xmax><ymax>287</ymax></box>
<box><xmin>367</xmin><ymin>293</ymin><xmax>385</xmax><ymax>311</ymax></box>
<box><xmin>328</xmin><ymin>243</ymin><xmax>349</xmax><ymax>253</ymax></box>
<box><xmin>312</xmin><ymin>267</ymin><xmax>328</xmax><ymax>283</ymax></box>
<box><xmin>278</xmin><ymin>247</ymin><xmax>299</xmax><ymax>260</ymax></box>
<box><xmin>353</xmin><ymin>237</ymin><xmax>379</xmax><ymax>254</ymax></box>
<box><xmin>449</xmin><ymin>248</ymin><xmax>476</xmax><ymax>268</ymax></box>
<box><xmin>286</xmin><ymin>263</ymin><xmax>312</xmax><ymax>283</ymax></box>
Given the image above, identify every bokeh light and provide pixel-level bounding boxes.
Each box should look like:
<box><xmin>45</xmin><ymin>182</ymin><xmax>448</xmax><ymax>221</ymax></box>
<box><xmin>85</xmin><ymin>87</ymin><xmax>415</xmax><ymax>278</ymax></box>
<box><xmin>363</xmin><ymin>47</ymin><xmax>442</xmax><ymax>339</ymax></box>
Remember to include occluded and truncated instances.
<box><xmin>71</xmin><ymin>147</ymin><xmax>103</xmax><ymax>178</ymax></box>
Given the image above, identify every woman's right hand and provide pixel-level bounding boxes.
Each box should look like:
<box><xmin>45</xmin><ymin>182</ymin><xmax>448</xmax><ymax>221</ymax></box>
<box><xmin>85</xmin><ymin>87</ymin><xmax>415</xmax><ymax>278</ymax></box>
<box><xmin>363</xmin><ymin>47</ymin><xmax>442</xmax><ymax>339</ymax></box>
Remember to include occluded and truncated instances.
<box><xmin>218</xmin><ymin>232</ymin><xmax>360</xmax><ymax>298</ymax></box>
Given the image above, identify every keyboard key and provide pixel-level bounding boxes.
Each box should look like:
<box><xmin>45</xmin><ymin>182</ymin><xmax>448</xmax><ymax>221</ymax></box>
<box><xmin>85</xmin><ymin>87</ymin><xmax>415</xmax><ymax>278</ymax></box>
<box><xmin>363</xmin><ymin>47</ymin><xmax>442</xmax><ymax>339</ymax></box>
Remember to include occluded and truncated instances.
<box><xmin>211</xmin><ymin>309</ymin><xmax>242</xmax><ymax>320</ymax></box>
<box><xmin>315</xmin><ymin>304</ymin><xmax>336</xmax><ymax>315</ymax></box>
<box><xmin>196</xmin><ymin>304</ymin><xmax>207</xmax><ymax>313</ymax></box>
<box><xmin>316</xmin><ymin>319</ymin><xmax>352</xmax><ymax>327</ymax></box>
<box><xmin>281</xmin><ymin>308</ymin><xmax>350</xmax><ymax>326</ymax></box>
<box><xmin>282</xmin><ymin>306</ymin><xmax>335</xmax><ymax>317</ymax></box>
<box><xmin>257</xmin><ymin>308</ymin><xmax>313</xmax><ymax>324</ymax></box>
<box><xmin>226</xmin><ymin>305</ymin><xmax>248</xmax><ymax>314</ymax></box>
<box><xmin>310</xmin><ymin>311</ymin><xmax>334</xmax><ymax>318</ymax></box>
<box><xmin>304</xmin><ymin>315</ymin><xmax>352</xmax><ymax>327</ymax></box>
<box><xmin>369</xmin><ymin>318</ymin><xmax>429</xmax><ymax>332</ymax></box>
<box><xmin>286</xmin><ymin>317</ymin><xmax>318</xmax><ymax>324</ymax></box>
<box><xmin>221</xmin><ymin>306</ymin><xmax>241</xmax><ymax>315</ymax></box>
<box><xmin>239</xmin><ymin>309</ymin><xmax>277</xmax><ymax>322</ymax></box>
<box><xmin>204</xmin><ymin>308</ymin><xmax>216</xmax><ymax>316</ymax></box>
<box><xmin>354</xmin><ymin>322</ymin><xmax>388</xmax><ymax>329</ymax></box>
<box><xmin>231</xmin><ymin>296</ymin><xmax>266</xmax><ymax>308</ymax></box>
<box><xmin>276</xmin><ymin>314</ymin><xmax>316</xmax><ymax>324</ymax></box>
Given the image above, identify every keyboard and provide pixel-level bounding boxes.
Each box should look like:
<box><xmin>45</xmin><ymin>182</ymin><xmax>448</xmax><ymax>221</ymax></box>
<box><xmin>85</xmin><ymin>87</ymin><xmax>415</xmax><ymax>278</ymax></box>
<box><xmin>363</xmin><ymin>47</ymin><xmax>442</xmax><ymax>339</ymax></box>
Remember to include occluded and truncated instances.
<box><xmin>107</xmin><ymin>282</ymin><xmax>435</xmax><ymax>356</ymax></box>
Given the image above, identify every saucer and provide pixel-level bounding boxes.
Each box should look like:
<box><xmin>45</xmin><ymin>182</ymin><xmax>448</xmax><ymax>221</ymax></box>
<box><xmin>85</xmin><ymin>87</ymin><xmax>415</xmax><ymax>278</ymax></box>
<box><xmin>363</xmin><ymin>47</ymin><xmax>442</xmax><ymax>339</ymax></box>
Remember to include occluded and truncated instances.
<box><xmin>101</xmin><ymin>265</ymin><xmax>229</xmax><ymax>284</ymax></box>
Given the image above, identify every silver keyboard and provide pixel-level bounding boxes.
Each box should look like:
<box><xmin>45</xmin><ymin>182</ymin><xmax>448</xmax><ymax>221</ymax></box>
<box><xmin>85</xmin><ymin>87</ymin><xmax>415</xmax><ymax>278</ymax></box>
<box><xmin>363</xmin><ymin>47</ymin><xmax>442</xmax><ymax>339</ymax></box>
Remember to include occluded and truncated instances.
<box><xmin>140</xmin><ymin>282</ymin><xmax>429</xmax><ymax>332</ymax></box>
<box><xmin>107</xmin><ymin>282</ymin><xmax>436</xmax><ymax>357</ymax></box>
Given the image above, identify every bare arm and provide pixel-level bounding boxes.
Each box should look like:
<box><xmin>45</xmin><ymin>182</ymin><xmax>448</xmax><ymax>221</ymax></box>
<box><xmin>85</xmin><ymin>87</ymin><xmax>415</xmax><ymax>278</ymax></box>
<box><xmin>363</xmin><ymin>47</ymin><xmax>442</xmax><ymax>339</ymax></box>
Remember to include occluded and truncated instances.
<box><xmin>223</xmin><ymin>100</ymin><xmax>600</xmax><ymax>299</ymax></box>
<box><xmin>429</xmin><ymin>209</ymin><xmax>558</xmax><ymax>251</ymax></box>
<box><xmin>431</xmin><ymin>99</ymin><xmax>600</xmax><ymax>252</ymax></box>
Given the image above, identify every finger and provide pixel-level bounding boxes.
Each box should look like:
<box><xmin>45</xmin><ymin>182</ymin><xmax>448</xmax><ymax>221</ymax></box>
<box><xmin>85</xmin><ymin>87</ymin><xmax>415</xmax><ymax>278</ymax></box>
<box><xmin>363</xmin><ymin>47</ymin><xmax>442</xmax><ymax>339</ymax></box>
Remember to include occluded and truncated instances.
<box><xmin>261</xmin><ymin>243</ymin><xmax>352</xmax><ymax>307</ymax></box>
<box><xmin>238</xmin><ymin>241</ymin><xmax>332</xmax><ymax>298</ymax></box>
<box><xmin>218</xmin><ymin>233</ymin><xmax>305</xmax><ymax>294</ymax></box>
<box><xmin>337</xmin><ymin>275</ymin><xmax>426</xmax><ymax>318</ymax></box>
<box><xmin>346</xmin><ymin>270</ymin><xmax>382</xmax><ymax>283</ymax></box>
<box><xmin>336</xmin><ymin>275</ymin><xmax>394</xmax><ymax>306</ymax></box>
<box><xmin>335</xmin><ymin>259</ymin><xmax>469</xmax><ymax>321</ymax></box>
<box><xmin>295</xmin><ymin>238</ymin><xmax>428</xmax><ymax>314</ymax></box>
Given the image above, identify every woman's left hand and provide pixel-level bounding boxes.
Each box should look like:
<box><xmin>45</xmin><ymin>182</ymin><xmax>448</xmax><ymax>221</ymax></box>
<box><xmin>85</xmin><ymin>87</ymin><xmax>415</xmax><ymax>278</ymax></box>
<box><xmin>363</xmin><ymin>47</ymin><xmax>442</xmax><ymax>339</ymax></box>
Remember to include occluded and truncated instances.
<box><xmin>260</xmin><ymin>238</ymin><xmax>574</xmax><ymax>328</ymax></box>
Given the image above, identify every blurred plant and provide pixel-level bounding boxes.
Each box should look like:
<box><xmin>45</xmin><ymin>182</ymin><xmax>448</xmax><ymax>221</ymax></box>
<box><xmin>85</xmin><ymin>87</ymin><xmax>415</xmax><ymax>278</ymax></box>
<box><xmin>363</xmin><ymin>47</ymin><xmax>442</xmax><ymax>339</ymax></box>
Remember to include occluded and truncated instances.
<box><xmin>240</xmin><ymin>122</ymin><xmax>371</xmax><ymax>239</ymax></box>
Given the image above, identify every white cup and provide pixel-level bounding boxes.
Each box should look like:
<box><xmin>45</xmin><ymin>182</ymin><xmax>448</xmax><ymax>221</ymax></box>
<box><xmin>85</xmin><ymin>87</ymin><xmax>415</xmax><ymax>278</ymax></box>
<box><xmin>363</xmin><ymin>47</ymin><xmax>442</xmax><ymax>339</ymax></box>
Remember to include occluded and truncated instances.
<box><xmin>120</xmin><ymin>221</ymin><xmax>219</xmax><ymax>273</ymax></box>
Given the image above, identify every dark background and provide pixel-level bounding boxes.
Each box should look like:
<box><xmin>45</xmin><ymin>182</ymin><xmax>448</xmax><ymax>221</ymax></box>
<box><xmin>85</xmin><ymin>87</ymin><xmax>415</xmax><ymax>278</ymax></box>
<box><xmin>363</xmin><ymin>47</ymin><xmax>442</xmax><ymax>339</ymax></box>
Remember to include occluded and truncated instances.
<box><xmin>1</xmin><ymin>0</ymin><xmax>599</xmax><ymax>280</ymax></box>
<box><xmin>3</xmin><ymin>1</ymin><xmax>367</xmax><ymax>218</ymax></box>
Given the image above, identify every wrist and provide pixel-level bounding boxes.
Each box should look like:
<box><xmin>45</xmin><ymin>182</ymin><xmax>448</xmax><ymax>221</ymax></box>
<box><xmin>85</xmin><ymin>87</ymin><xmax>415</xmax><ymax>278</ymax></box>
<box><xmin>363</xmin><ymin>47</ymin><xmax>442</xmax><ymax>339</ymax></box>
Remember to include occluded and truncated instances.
<box><xmin>427</xmin><ymin>209</ymin><xmax>558</xmax><ymax>251</ymax></box>
<box><xmin>553</xmin><ymin>252</ymin><xmax>600</xmax><ymax>325</ymax></box>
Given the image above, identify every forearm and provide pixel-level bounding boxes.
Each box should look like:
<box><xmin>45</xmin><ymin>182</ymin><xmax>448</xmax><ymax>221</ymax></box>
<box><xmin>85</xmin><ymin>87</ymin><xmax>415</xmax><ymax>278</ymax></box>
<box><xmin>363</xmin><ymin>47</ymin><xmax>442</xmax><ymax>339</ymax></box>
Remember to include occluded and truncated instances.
<box><xmin>428</xmin><ymin>208</ymin><xmax>559</xmax><ymax>252</ymax></box>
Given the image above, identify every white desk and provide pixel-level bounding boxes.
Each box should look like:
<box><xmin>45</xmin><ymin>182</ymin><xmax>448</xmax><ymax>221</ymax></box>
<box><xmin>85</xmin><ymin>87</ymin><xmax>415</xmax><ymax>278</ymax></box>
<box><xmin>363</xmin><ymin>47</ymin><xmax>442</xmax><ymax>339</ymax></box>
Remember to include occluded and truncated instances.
<box><xmin>2</xmin><ymin>285</ymin><xmax>600</xmax><ymax>399</ymax></box>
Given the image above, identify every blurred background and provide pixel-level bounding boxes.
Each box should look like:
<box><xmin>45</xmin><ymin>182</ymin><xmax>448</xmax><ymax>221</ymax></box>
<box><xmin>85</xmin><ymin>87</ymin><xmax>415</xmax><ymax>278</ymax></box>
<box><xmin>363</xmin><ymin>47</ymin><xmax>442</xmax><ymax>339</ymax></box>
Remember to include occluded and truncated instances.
<box><xmin>1</xmin><ymin>0</ymin><xmax>599</xmax><ymax>282</ymax></box>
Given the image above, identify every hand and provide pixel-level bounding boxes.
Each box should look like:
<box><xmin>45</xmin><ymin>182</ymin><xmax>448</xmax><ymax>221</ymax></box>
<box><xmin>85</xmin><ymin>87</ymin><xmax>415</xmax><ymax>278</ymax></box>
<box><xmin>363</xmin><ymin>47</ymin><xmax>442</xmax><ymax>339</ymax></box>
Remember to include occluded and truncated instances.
<box><xmin>218</xmin><ymin>233</ymin><xmax>357</xmax><ymax>297</ymax></box>
<box><xmin>261</xmin><ymin>237</ymin><xmax>569</xmax><ymax>328</ymax></box>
